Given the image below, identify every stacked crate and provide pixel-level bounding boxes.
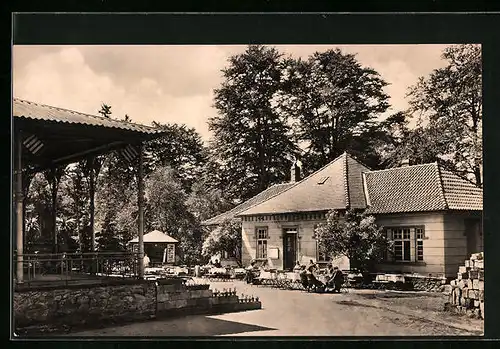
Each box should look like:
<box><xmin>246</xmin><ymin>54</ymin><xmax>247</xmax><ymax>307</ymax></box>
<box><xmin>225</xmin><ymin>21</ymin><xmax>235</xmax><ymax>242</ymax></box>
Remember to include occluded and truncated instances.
<box><xmin>447</xmin><ymin>252</ymin><xmax>484</xmax><ymax>319</ymax></box>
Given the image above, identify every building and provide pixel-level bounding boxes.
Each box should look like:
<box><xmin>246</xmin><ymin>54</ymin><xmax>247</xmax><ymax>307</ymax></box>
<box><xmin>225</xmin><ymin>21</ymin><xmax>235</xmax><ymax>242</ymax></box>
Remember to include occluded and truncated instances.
<box><xmin>205</xmin><ymin>152</ymin><xmax>483</xmax><ymax>278</ymax></box>
<box><xmin>129</xmin><ymin>230</ymin><xmax>180</xmax><ymax>265</ymax></box>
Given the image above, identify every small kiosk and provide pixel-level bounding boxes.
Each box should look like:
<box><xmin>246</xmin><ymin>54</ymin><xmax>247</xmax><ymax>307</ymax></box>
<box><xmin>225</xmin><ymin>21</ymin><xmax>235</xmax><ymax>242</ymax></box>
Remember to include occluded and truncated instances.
<box><xmin>129</xmin><ymin>230</ymin><xmax>179</xmax><ymax>266</ymax></box>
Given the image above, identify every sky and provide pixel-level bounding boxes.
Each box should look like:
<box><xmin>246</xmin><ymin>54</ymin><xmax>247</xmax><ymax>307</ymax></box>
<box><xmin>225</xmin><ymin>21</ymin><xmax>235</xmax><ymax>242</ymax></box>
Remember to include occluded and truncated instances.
<box><xmin>13</xmin><ymin>44</ymin><xmax>450</xmax><ymax>142</ymax></box>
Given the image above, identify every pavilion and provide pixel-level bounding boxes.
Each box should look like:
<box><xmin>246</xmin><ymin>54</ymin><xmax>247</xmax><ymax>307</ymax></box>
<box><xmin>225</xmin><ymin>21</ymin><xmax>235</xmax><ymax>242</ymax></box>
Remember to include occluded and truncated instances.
<box><xmin>13</xmin><ymin>98</ymin><xmax>165</xmax><ymax>284</ymax></box>
<box><xmin>129</xmin><ymin>230</ymin><xmax>179</xmax><ymax>265</ymax></box>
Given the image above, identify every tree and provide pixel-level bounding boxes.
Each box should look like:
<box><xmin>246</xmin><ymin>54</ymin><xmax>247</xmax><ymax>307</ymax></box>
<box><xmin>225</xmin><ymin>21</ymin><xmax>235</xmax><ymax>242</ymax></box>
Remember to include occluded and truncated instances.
<box><xmin>406</xmin><ymin>44</ymin><xmax>482</xmax><ymax>186</ymax></box>
<box><xmin>313</xmin><ymin>209</ymin><xmax>389</xmax><ymax>272</ymax></box>
<box><xmin>209</xmin><ymin>45</ymin><xmax>299</xmax><ymax>202</ymax></box>
<box><xmin>98</xmin><ymin>103</ymin><xmax>112</xmax><ymax>118</ymax></box>
<box><xmin>273</xmin><ymin>49</ymin><xmax>390</xmax><ymax>174</ymax></box>
<box><xmin>201</xmin><ymin>218</ymin><xmax>242</xmax><ymax>265</ymax></box>
<box><xmin>186</xmin><ymin>180</ymin><xmax>234</xmax><ymax>222</ymax></box>
<box><xmin>145</xmin><ymin>122</ymin><xmax>207</xmax><ymax>192</ymax></box>
<box><xmin>143</xmin><ymin>165</ymin><xmax>204</xmax><ymax>264</ymax></box>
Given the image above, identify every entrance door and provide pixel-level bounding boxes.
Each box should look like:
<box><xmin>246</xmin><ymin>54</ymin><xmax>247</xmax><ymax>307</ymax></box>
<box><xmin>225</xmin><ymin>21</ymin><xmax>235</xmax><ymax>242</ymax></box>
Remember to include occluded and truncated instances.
<box><xmin>465</xmin><ymin>218</ymin><xmax>481</xmax><ymax>257</ymax></box>
<box><xmin>283</xmin><ymin>230</ymin><xmax>297</xmax><ymax>271</ymax></box>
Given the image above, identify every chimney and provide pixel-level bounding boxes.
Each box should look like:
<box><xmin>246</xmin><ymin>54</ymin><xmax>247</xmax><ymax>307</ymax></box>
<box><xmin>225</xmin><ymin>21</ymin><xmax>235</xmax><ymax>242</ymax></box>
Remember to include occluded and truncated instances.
<box><xmin>290</xmin><ymin>160</ymin><xmax>302</xmax><ymax>183</ymax></box>
<box><xmin>401</xmin><ymin>159</ymin><xmax>410</xmax><ymax>167</ymax></box>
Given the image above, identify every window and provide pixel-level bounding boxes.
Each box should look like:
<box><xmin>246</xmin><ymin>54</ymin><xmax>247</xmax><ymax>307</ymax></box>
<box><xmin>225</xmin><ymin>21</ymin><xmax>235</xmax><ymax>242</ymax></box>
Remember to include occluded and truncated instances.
<box><xmin>416</xmin><ymin>228</ymin><xmax>424</xmax><ymax>261</ymax></box>
<box><xmin>314</xmin><ymin>224</ymin><xmax>331</xmax><ymax>262</ymax></box>
<box><xmin>386</xmin><ymin>227</ymin><xmax>425</xmax><ymax>263</ymax></box>
<box><xmin>316</xmin><ymin>240</ymin><xmax>331</xmax><ymax>262</ymax></box>
<box><xmin>256</xmin><ymin>227</ymin><xmax>269</xmax><ymax>259</ymax></box>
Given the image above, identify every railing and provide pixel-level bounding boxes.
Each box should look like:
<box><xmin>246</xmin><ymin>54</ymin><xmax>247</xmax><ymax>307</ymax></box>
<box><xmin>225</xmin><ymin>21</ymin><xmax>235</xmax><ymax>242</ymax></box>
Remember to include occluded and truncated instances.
<box><xmin>14</xmin><ymin>251</ymin><xmax>141</xmax><ymax>287</ymax></box>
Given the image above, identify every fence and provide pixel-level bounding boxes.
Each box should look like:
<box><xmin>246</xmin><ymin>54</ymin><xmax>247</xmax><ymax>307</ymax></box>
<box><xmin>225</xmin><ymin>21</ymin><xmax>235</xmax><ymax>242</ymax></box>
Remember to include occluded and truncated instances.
<box><xmin>13</xmin><ymin>251</ymin><xmax>141</xmax><ymax>287</ymax></box>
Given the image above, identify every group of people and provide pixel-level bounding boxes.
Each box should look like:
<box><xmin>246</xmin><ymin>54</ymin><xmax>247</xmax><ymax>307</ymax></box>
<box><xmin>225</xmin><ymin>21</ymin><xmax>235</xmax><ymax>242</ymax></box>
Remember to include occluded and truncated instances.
<box><xmin>296</xmin><ymin>259</ymin><xmax>344</xmax><ymax>293</ymax></box>
<box><xmin>244</xmin><ymin>258</ymin><xmax>344</xmax><ymax>293</ymax></box>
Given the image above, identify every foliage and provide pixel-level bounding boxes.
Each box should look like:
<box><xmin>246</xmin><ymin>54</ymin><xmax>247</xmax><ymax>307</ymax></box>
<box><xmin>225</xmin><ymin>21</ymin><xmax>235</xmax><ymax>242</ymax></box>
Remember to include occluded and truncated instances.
<box><xmin>405</xmin><ymin>44</ymin><xmax>482</xmax><ymax>186</ymax></box>
<box><xmin>146</xmin><ymin>122</ymin><xmax>207</xmax><ymax>192</ymax></box>
<box><xmin>186</xmin><ymin>180</ymin><xmax>234</xmax><ymax>222</ymax></box>
<box><xmin>201</xmin><ymin>218</ymin><xmax>242</xmax><ymax>264</ymax></box>
<box><xmin>143</xmin><ymin>165</ymin><xmax>204</xmax><ymax>264</ymax></box>
<box><xmin>209</xmin><ymin>45</ymin><xmax>299</xmax><ymax>201</ymax></box>
<box><xmin>313</xmin><ymin>209</ymin><xmax>389</xmax><ymax>272</ymax></box>
<box><xmin>273</xmin><ymin>49</ymin><xmax>390</xmax><ymax>174</ymax></box>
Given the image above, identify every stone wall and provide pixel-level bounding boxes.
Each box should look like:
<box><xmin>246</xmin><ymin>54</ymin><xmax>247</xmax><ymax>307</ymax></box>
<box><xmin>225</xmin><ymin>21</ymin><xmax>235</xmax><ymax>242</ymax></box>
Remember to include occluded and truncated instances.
<box><xmin>405</xmin><ymin>275</ymin><xmax>447</xmax><ymax>292</ymax></box>
<box><xmin>14</xmin><ymin>281</ymin><xmax>157</xmax><ymax>329</ymax></box>
<box><xmin>14</xmin><ymin>279</ymin><xmax>262</xmax><ymax>335</ymax></box>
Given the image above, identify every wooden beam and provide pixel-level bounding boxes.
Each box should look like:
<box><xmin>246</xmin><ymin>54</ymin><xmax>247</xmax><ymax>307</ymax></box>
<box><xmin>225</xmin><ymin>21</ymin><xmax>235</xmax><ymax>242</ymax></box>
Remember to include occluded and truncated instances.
<box><xmin>89</xmin><ymin>157</ymin><xmax>95</xmax><ymax>252</ymax></box>
<box><xmin>50</xmin><ymin>141</ymin><xmax>126</xmax><ymax>166</ymax></box>
<box><xmin>137</xmin><ymin>142</ymin><xmax>145</xmax><ymax>279</ymax></box>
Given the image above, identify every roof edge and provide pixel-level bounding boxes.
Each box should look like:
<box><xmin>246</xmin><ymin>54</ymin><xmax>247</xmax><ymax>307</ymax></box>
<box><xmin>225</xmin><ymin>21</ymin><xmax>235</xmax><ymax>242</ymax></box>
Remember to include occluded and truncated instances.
<box><xmin>14</xmin><ymin>98</ymin><xmax>162</xmax><ymax>134</ymax></box>
<box><xmin>434</xmin><ymin>162</ymin><xmax>449</xmax><ymax>210</ymax></box>
<box><xmin>201</xmin><ymin>183</ymin><xmax>293</xmax><ymax>225</ymax></box>
<box><xmin>362</xmin><ymin>172</ymin><xmax>372</xmax><ymax>207</ymax></box>
<box><xmin>343</xmin><ymin>152</ymin><xmax>350</xmax><ymax>209</ymax></box>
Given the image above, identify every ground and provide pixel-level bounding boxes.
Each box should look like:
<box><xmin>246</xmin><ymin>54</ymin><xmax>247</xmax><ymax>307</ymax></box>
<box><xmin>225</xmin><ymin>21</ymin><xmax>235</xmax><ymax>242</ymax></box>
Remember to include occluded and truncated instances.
<box><xmin>66</xmin><ymin>279</ymin><xmax>484</xmax><ymax>337</ymax></box>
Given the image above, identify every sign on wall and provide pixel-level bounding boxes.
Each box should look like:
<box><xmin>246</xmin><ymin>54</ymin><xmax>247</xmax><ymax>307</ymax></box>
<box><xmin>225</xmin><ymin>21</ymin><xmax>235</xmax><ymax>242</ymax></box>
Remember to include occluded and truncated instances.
<box><xmin>268</xmin><ymin>247</ymin><xmax>279</xmax><ymax>260</ymax></box>
<box><xmin>166</xmin><ymin>243</ymin><xmax>175</xmax><ymax>263</ymax></box>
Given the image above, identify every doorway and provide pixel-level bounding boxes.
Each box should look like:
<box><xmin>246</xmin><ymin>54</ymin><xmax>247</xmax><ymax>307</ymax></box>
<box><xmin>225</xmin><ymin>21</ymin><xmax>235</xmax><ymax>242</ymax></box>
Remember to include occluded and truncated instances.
<box><xmin>464</xmin><ymin>218</ymin><xmax>482</xmax><ymax>257</ymax></box>
<box><xmin>283</xmin><ymin>229</ymin><xmax>298</xmax><ymax>271</ymax></box>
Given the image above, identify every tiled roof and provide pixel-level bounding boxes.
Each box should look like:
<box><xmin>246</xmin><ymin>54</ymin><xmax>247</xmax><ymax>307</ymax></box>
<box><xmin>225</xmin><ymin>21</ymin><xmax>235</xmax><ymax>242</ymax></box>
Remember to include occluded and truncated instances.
<box><xmin>364</xmin><ymin>163</ymin><xmax>483</xmax><ymax>214</ymax></box>
<box><xmin>237</xmin><ymin>152</ymin><xmax>371</xmax><ymax>216</ymax></box>
<box><xmin>201</xmin><ymin>183</ymin><xmax>295</xmax><ymax>226</ymax></box>
<box><xmin>129</xmin><ymin>230</ymin><xmax>178</xmax><ymax>243</ymax></box>
<box><xmin>13</xmin><ymin>98</ymin><xmax>161</xmax><ymax>135</ymax></box>
<box><xmin>440</xmin><ymin>168</ymin><xmax>483</xmax><ymax>211</ymax></box>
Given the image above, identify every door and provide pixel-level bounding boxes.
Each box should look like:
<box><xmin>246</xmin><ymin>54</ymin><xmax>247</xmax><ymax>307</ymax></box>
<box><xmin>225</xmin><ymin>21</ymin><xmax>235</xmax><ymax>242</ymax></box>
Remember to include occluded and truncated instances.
<box><xmin>465</xmin><ymin>218</ymin><xmax>481</xmax><ymax>257</ymax></box>
<box><xmin>283</xmin><ymin>230</ymin><xmax>297</xmax><ymax>271</ymax></box>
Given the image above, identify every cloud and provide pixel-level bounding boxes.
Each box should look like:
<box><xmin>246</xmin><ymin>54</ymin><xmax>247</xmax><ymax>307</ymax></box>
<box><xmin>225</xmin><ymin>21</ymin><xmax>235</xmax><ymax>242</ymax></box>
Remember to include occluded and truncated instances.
<box><xmin>13</xmin><ymin>44</ymin><xmax>452</xmax><ymax>142</ymax></box>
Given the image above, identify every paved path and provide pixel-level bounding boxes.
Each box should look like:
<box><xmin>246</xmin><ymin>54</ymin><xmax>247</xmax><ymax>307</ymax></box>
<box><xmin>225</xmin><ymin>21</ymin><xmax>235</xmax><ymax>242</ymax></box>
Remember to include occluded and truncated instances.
<box><xmin>67</xmin><ymin>280</ymin><xmax>484</xmax><ymax>337</ymax></box>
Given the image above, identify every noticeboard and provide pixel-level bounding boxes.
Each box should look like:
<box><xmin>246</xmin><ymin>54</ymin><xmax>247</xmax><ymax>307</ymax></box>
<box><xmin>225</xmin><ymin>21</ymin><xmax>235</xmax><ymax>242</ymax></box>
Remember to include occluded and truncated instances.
<box><xmin>268</xmin><ymin>247</ymin><xmax>279</xmax><ymax>260</ymax></box>
<box><xmin>166</xmin><ymin>244</ymin><xmax>175</xmax><ymax>263</ymax></box>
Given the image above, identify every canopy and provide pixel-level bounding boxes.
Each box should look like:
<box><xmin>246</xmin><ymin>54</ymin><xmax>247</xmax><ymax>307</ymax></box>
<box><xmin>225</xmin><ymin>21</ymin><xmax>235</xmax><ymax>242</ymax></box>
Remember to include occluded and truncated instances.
<box><xmin>129</xmin><ymin>230</ymin><xmax>178</xmax><ymax>244</ymax></box>
<box><xmin>13</xmin><ymin>98</ymin><xmax>163</xmax><ymax>171</ymax></box>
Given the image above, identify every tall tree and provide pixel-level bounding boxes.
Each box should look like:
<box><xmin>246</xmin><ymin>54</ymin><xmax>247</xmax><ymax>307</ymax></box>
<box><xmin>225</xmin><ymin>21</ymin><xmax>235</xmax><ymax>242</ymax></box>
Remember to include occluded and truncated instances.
<box><xmin>145</xmin><ymin>122</ymin><xmax>207</xmax><ymax>192</ymax></box>
<box><xmin>186</xmin><ymin>180</ymin><xmax>234</xmax><ymax>223</ymax></box>
<box><xmin>209</xmin><ymin>45</ymin><xmax>299</xmax><ymax>202</ymax></box>
<box><xmin>274</xmin><ymin>49</ymin><xmax>390</xmax><ymax>173</ymax></box>
<box><xmin>143</xmin><ymin>166</ymin><xmax>204</xmax><ymax>264</ymax></box>
<box><xmin>406</xmin><ymin>44</ymin><xmax>482</xmax><ymax>186</ymax></box>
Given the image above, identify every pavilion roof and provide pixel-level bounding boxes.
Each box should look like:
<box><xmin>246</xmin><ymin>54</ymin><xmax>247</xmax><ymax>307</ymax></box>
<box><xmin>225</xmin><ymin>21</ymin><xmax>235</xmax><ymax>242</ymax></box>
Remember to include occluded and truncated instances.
<box><xmin>13</xmin><ymin>98</ymin><xmax>164</xmax><ymax>171</ymax></box>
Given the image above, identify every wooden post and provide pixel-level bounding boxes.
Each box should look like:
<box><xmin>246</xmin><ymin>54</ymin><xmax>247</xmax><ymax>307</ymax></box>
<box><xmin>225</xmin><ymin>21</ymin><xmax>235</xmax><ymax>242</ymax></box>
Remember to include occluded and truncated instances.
<box><xmin>89</xmin><ymin>157</ymin><xmax>95</xmax><ymax>252</ymax></box>
<box><xmin>15</xmin><ymin>135</ymin><xmax>24</xmax><ymax>283</ymax></box>
<box><xmin>51</xmin><ymin>167</ymin><xmax>58</xmax><ymax>254</ymax></box>
<box><xmin>137</xmin><ymin>143</ymin><xmax>145</xmax><ymax>279</ymax></box>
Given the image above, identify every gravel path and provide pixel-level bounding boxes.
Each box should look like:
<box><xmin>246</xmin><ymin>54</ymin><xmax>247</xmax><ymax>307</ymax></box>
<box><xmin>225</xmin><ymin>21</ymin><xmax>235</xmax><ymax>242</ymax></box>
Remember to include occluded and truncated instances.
<box><xmin>67</xmin><ymin>279</ymin><xmax>484</xmax><ymax>337</ymax></box>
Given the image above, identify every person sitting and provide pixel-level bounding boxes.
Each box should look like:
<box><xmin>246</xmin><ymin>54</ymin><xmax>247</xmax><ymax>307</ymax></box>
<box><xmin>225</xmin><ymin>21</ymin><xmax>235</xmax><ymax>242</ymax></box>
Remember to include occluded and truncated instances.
<box><xmin>245</xmin><ymin>260</ymin><xmax>259</xmax><ymax>284</ymax></box>
<box><xmin>325</xmin><ymin>264</ymin><xmax>335</xmax><ymax>289</ymax></box>
<box><xmin>305</xmin><ymin>259</ymin><xmax>325</xmax><ymax>292</ymax></box>
<box><xmin>299</xmin><ymin>265</ymin><xmax>310</xmax><ymax>291</ymax></box>
<box><xmin>331</xmin><ymin>266</ymin><xmax>344</xmax><ymax>293</ymax></box>
<box><xmin>293</xmin><ymin>260</ymin><xmax>302</xmax><ymax>272</ymax></box>
<box><xmin>213</xmin><ymin>259</ymin><xmax>222</xmax><ymax>268</ymax></box>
